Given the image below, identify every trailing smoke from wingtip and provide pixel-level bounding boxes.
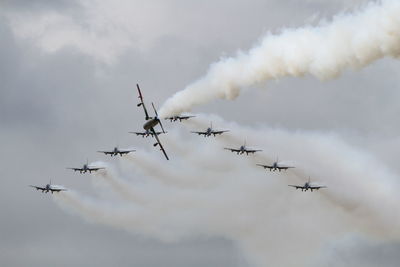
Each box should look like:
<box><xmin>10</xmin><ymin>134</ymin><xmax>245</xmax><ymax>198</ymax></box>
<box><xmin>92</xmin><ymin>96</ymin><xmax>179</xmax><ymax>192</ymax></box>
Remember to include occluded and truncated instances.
<box><xmin>159</xmin><ymin>0</ymin><xmax>400</xmax><ymax>118</ymax></box>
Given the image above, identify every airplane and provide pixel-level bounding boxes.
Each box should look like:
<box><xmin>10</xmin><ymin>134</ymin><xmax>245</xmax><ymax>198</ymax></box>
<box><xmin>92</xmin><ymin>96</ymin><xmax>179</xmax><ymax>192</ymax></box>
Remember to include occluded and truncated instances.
<box><xmin>191</xmin><ymin>122</ymin><xmax>229</xmax><ymax>137</ymax></box>
<box><xmin>30</xmin><ymin>180</ymin><xmax>67</xmax><ymax>194</ymax></box>
<box><xmin>224</xmin><ymin>141</ymin><xmax>262</xmax><ymax>155</ymax></box>
<box><xmin>129</xmin><ymin>129</ymin><xmax>165</xmax><ymax>138</ymax></box>
<box><xmin>257</xmin><ymin>158</ymin><xmax>295</xmax><ymax>171</ymax></box>
<box><xmin>136</xmin><ymin>84</ymin><xmax>169</xmax><ymax>160</ymax></box>
<box><xmin>288</xmin><ymin>177</ymin><xmax>327</xmax><ymax>192</ymax></box>
<box><xmin>97</xmin><ymin>147</ymin><xmax>136</xmax><ymax>157</ymax></box>
<box><xmin>67</xmin><ymin>160</ymin><xmax>105</xmax><ymax>174</ymax></box>
<box><xmin>165</xmin><ymin>115</ymin><xmax>195</xmax><ymax>122</ymax></box>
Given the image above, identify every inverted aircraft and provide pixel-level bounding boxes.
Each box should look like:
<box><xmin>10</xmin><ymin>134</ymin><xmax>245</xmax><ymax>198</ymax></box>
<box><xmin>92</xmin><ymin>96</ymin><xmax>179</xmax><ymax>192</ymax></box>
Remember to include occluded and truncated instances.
<box><xmin>97</xmin><ymin>147</ymin><xmax>136</xmax><ymax>157</ymax></box>
<box><xmin>224</xmin><ymin>141</ymin><xmax>262</xmax><ymax>155</ymax></box>
<box><xmin>191</xmin><ymin>122</ymin><xmax>229</xmax><ymax>137</ymax></box>
<box><xmin>136</xmin><ymin>84</ymin><xmax>169</xmax><ymax>160</ymax></box>
<box><xmin>30</xmin><ymin>180</ymin><xmax>67</xmax><ymax>194</ymax></box>
<box><xmin>288</xmin><ymin>177</ymin><xmax>326</xmax><ymax>192</ymax></box>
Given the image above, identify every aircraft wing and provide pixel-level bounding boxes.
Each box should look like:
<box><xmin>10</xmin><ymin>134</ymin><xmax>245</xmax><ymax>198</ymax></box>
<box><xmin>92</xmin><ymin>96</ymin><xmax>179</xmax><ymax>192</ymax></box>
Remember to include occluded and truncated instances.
<box><xmin>212</xmin><ymin>130</ymin><xmax>229</xmax><ymax>135</ymax></box>
<box><xmin>191</xmin><ymin>131</ymin><xmax>207</xmax><ymax>136</ymax></box>
<box><xmin>151</xmin><ymin>128</ymin><xmax>169</xmax><ymax>160</ymax></box>
<box><xmin>309</xmin><ymin>185</ymin><xmax>327</xmax><ymax>190</ymax></box>
<box><xmin>288</xmin><ymin>185</ymin><xmax>304</xmax><ymax>189</ymax></box>
<box><xmin>224</xmin><ymin>148</ymin><xmax>240</xmax><ymax>152</ymax></box>
<box><xmin>119</xmin><ymin>149</ymin><xmax>136</xmax><ymax>154</ymax></box>
<box><xmin>176</xmin><ymin>115</ymin><xmax>195</xmax><ymax>121</ymax></box>
<box><xmin>136</xmin><ymin>84</ymin><xmax>150</xmax><ymax>120</ymax></box>
<box><xmin>67</xmin><ymin>168</ymin><xmax>83</xmax><ymax>172</ymax></box>
<box><xmin>245</xmin><ymin>149</ymin><xmax>262</xmax><ymax>154</ymax></box>
<box><xmin>87</xmin><ymin>167</ymin><xmax>105</xmax><ymax>171</ymax></box>
<box><xmin>97</xmin><ymin>151</ymin><xmax>112</xmax><ymax>155</ymax></box>
<box><xmin>50</xmin><ymin>188</ymin><xmax>67</xmax><ymax>192</ymax></box>
<box><xmin>256</xmin><ymin>164</ymin><xmax>273</xmax><ymax>169</ymax></box>
<box><xmin>278</xmin><ymin>166</ymin><xmax>295</xmax><ymax>170</ymax></box>
<box><xmin>30</xmin><ymin>185</ymin><xmax>46</xmax><ymax>191</ymax></box>
<box><xmin>129</xmin><ymin>131</ymin><xmax>147</xmax><ymax>136</ymax></box>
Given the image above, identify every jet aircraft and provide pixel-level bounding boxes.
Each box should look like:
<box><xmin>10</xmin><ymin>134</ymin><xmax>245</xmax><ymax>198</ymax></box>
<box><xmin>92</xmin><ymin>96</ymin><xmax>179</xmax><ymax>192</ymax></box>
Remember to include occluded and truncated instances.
<box><xmin>165</xmin><ymin>115</ymin><xmax>195</xmax><ymax>122</ymax></box>
<box><xmin>129</xmin><ymin>129</ymin><xmax>165</xmax><ymax>138</ymax></box>
<box><xmin>136</xmin><ymin>84</ymin><xmax>169</xmax><ymax>160</ymax></box>
<box><xmin>257</xmin><ymin>158</ymin><xmax>295</xmax><ymax>171</ymax></box>
<box><xmin>30</xmin><ymin>180</ymin><xmax>67</xmax><ymax>194</ymax></box>
<box><xmin>97</xmin><ymin>147</ymin><xmax>136</xmax><ymax>157</ymax></box>
<box><xmin>67</xmin><ymin>160</ymin><xmax>105</xmax><ymax>174</ymax></box>
<box><xmin>224</xmin><ymin>141</ymin><xmax>262</xmax><ymax>155</ymax></box>
<box><xmin>288</xmin><ymin>177</ymin><xmax>326</xmax><ymax>192</ymax></box>
<box><xmin>191</xmin><ymin>122</ymin><xmax>229</xmax><ymax>137</ymax></box>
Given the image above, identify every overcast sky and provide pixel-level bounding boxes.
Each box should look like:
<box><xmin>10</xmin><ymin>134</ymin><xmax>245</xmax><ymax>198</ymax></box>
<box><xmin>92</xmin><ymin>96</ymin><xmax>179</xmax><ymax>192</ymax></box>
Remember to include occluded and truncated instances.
<box><xmin>1</xmin><ymin>0</ymin><xmax>400</xmax><ymax>266</ymax></box>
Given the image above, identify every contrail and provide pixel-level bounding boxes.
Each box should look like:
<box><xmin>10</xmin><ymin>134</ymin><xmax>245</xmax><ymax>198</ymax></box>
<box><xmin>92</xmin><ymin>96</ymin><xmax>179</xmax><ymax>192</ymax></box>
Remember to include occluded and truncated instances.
<box><xmin>159</xmin><ymin>0</ymin><xmax>400</xmax><ymax>117</ymax></box>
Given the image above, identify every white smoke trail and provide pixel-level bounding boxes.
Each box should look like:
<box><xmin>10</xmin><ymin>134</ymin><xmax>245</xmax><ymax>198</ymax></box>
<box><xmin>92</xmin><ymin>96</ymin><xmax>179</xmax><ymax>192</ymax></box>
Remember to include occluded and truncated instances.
<box><xmin>159</xmin><ymin>0</ymin><xmax>400</xmax><ymax>117</ymax></box>
<box><xmin>55</xmin><ymin>115</ymin><xmax>400</xmax><ymax>267</ymax></box>
<box><xmin>91</xmin><ymin>161</ymin><xmax>147</xmax><ymax>204</ymax></box>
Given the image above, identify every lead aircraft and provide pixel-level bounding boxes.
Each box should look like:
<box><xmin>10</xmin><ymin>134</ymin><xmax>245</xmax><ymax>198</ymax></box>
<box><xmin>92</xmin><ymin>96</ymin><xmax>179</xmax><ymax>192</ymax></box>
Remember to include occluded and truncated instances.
<box><xmin>136</xmin><ymin>84</ymin><xmax>169</xmax><ymax>160</ymax></box>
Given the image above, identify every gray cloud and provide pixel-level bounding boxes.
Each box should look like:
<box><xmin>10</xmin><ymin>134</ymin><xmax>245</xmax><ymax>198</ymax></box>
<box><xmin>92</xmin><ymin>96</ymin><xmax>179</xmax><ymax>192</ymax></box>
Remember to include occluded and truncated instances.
<box><xmin>1</xmin><ymin>0</ymin><xmax>399</xmax><ymax>266</ymax></box>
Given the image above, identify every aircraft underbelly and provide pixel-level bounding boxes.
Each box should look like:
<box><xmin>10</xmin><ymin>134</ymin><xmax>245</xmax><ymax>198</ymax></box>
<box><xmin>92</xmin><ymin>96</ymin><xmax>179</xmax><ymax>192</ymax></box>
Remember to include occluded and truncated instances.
<box><xmin>143</xmin><ymin>119</ymin><xmax>158</xmax><ymax>130</ymax></box>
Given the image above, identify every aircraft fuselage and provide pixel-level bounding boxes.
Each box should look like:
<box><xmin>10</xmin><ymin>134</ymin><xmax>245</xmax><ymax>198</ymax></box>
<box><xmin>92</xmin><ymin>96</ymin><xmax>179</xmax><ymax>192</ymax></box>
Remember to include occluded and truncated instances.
<box><xmin>144</xmin><ymin>118</ymin><xmax>159</xmax><ymax>131</ymax></box>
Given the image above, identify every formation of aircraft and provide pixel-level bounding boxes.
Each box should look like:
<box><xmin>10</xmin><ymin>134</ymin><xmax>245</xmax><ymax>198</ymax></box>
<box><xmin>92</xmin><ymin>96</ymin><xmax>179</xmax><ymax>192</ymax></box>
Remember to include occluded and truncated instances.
<box><xmin>165</xmin><ymin>115</ymin><xmax>195</xmax><ymax>122</ymax></box>
<box><xmin>129</xmin><ymin>129</ymin><xmax>164</xmax><ymax>138</ymax></box>
<box><xmin>257</xmin><ymin>158</ymin><xmax>295</xmax><ymax>171</ymax></box>
<box><xmin>288</xmin><ymin>177</ymin><xmax>327</xmax><ymax>192</ymax></box>
<box><xmin>30</xmin><ymin>83</ymin><xmax>327</xmax><ymax>195</ymax></box>
<box><xmin>224</xmin><ymin>141</ymin><xmax>262</xmax><ymax>155</ymax></box>
<box><xmin>191</xmin><ymin>122</ymin><xmax>229</xmax><ymax>137</ymax></box>
<box><xmin>136</xmin><ymin>84</ymin><xmax>169</xmax><ymax>160</ymax></box>
<box><xmin>30</xmin><ymin>180</ymin><xmax>67</xmax><ymax>194</ymax></box>
<box><xmin>67</xmin><ymin>160</ymin><xmax>105</xmax><ymax>174</ymax></box>
<box><xmin>98</xmin><ymin>147</ymin><xmax>136</xmax><ymax>157</ymax></box>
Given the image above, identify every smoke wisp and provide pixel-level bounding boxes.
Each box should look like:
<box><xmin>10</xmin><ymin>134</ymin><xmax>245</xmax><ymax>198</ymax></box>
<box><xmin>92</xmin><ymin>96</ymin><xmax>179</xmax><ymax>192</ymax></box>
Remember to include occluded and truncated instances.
<box><xmin>159</xmin><ymin>0</ymin><xmax>400</xmax><ymax>117</ymax></box>
<box><xmin>54</xmin><ymin>115</ymin><xmax>400</xmax><ymax>267</ymax></box>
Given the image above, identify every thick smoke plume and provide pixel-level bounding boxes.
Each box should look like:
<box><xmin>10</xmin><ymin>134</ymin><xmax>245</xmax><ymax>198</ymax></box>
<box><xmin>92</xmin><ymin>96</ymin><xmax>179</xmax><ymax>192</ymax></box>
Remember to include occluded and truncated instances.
<box><xmin>54</xmin><ymin>115</ymin><xmax>400</xmax><ymax>267</ymax></box>
<box><xmin>159</xmin><ymin>0</ymin><xmax>400</xmax><ymax>117</ymax></box>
